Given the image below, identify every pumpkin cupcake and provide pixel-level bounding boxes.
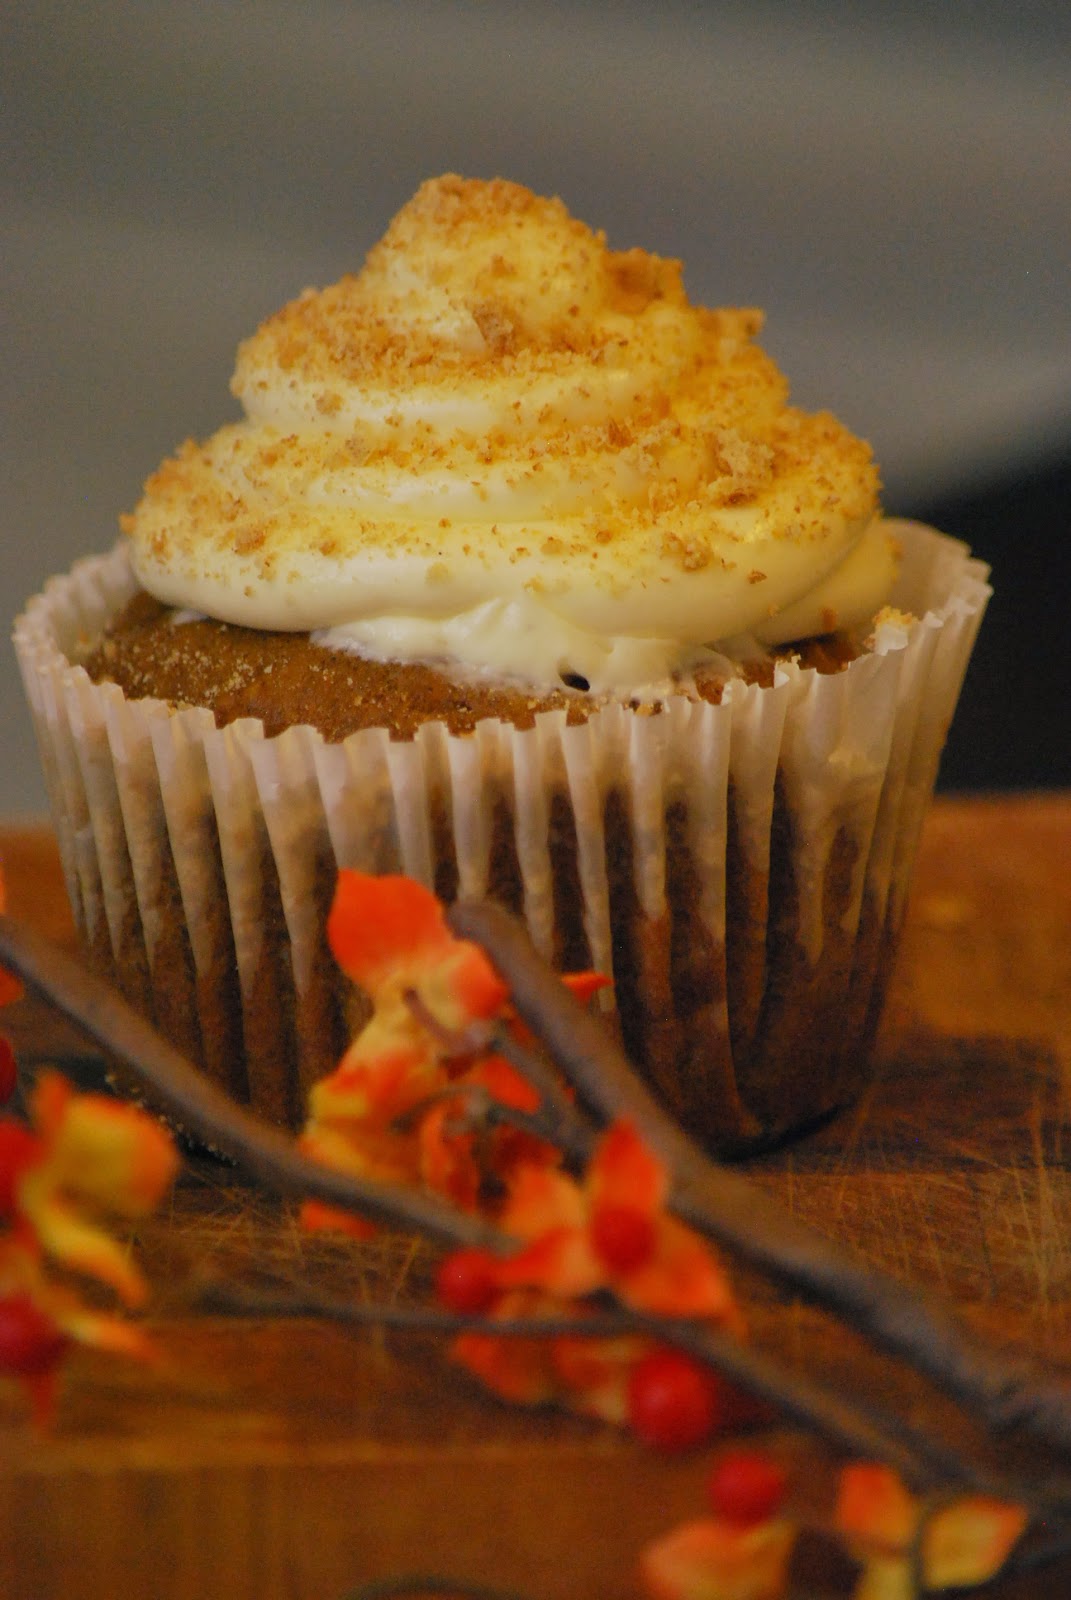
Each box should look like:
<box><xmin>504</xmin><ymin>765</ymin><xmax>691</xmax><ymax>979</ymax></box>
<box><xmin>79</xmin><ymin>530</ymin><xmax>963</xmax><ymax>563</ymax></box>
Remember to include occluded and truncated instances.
<box><xmin>14</xmin><ymin>176</ymin><xmax>989</xmax><ymax>1151</ymax></box>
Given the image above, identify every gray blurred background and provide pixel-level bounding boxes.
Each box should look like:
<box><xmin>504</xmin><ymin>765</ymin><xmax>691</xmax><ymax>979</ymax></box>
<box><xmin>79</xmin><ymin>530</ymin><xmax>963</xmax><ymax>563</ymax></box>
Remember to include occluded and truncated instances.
<box><xmin>4</xmin><ymin>0</ymin><xmax>1069</xmax><ymax>817</ymax></box>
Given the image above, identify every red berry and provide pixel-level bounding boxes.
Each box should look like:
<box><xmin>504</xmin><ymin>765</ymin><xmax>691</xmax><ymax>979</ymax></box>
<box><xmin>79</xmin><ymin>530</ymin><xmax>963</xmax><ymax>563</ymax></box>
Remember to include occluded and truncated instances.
<box><xmin>627</xmin><ymin>1346</ymin><xmax>723</xmax><ymax>1452</ymax></box>
<box><xmin>0</xmin><ymin>1119</ymin><xmax>39</xmax><ymax>1217</ymax></box>
<box><xmin>435</xmin><ymin>1248</ymin><xmax>501</xmax><ymax>1315</ymax></box>
<box><xmin>0</xmin><ymin>1295</ymin><xmax>69</xmax><ymax>1376</ymax></box>
<box><xmin>708</xmin><ymin>1449</ymin><xmax>788</xmax><ymax>1527</ymax></box>
<box><xmin>590</xmin><ymin>1203</ymin><xmax>657</xmax><ymax>1273</ymax></box>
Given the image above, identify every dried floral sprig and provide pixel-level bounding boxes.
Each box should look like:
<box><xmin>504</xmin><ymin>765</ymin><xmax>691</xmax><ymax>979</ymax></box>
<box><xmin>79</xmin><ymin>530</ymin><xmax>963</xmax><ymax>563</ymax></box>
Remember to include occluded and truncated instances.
<box><xmin>302</xmin><ymin>876</ymin><xmax>1030</xmax><ymax>1487</ymax></box>
<box><xmin>300</xmin><ymin>873</ymin><xmax>603</xmax><ymax>1230</ymax></box>
<box><xmin>448</xmin><ymin>900</ymin><xmax>1071</xmax><ymax>1464</ymax></box>
<box><xmin>0</xmin><ymin>892</ymin><xmax>1005</xmax><ymax>1491</ymax></box>
<box><xmin>0</xmin><ymin>909</ymin><xmax>503</xmax><ymax>1253</ymax></box>
<box><xmin>0</xmin><ymin>874</ymin><xmax>1064</xmax><ymax>1596</ymax></box>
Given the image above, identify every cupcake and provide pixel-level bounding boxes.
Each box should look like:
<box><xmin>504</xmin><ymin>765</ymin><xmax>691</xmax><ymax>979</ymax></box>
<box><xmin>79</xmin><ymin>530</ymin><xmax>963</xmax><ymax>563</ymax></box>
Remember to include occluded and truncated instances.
<box><xmin>14</xmin><ymin>176</ymin><xmax>989</xmax><ymax>1153</ymax></box>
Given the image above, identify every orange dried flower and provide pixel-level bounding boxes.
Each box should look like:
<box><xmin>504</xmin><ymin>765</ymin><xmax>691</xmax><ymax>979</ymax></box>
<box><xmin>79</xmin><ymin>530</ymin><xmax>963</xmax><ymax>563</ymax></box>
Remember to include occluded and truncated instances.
<box><xmin>640</xmin><ymin>1514</ymin><xmax>797</xmax><ymax>1600</ymax></box>
<box><xmin>327</xmin><ymin>870</ymin><xmax>508</xmax><ymax>1030</ymax></box>
<box><xmin>0</xmin><ymin>1070</ymin><xmax>178</xmax><ymax>1425</ymax></box>
<box><xmin>17</xmin><ymin>1071</ymin><xmax>178</xmax><ymax>1307</ymax></box>
<box><xmin>304</xmin><ymin>872</ymin><xmax>603</xmax><ymax>1231</ymax></box>
<box><xmin>494</xmin><ymin>1119</ymin><xmax>739</xmax><ymax>1324</ymax></box>
<box><xmin>834</xmin><ymin>1462</ymin><xmax>1027</xmax><ymax>1598</ymax></box>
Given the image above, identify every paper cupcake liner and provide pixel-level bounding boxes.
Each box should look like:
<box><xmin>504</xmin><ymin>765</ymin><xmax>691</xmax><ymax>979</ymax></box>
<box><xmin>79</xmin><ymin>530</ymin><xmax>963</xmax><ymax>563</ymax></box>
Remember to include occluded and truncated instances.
<box><xmin>13</xmin><ymin>523</ymin><xmax>990</xmax><ymax>1152</ymax></box>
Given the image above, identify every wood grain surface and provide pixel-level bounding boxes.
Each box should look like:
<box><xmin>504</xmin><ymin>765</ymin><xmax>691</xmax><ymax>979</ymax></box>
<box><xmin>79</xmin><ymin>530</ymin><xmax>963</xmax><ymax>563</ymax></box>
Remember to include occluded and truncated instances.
<box><xmin>1</xmin><ymin>793</ymin><xmax>1070</xmax><ymax>1600</ymax></box>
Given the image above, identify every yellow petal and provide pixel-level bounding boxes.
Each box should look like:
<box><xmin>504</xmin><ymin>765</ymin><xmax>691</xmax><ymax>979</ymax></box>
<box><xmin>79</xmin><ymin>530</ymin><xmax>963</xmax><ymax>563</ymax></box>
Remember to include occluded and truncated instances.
<box><xmin>49</xmin><ymin>1093</ymin><xmax>178</xmax><ymax>1217</ymax></box>
<box><xmin>835</xmin><ymin>1463</ymin><xmax>918</xmax><ymax>1557</ymax></box>
<box><xmin>923</xmin><ymin>1497</ymin><xmax>1027</xmax><ymax>1589</ymax></box>
<box><xmin>851</xmin><ymin>1555</ymin><xmax>913</xmax><ymax>1600</ymax></box>
<box><xmin>17</xmin><ymin>1174</ymin><xmax>147</xmax><ymax>1307</ymax></box>
<box><xmin>55</xmin><ymin>1303</ymin><xmax>156</xmax><ymax>1363</ymax></box>
<box><xmin>640</xmin><ymin>1516</ymin><xmax>797</xmax><ymax>1600</ymax></box>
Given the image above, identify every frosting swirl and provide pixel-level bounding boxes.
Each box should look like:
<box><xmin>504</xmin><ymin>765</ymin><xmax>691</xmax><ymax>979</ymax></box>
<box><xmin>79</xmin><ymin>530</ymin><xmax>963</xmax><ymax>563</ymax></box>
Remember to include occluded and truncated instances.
<box><xmin>123</xmin><ymin>175</ymin><xmax>892</xmax><ymax>694</ymax></box>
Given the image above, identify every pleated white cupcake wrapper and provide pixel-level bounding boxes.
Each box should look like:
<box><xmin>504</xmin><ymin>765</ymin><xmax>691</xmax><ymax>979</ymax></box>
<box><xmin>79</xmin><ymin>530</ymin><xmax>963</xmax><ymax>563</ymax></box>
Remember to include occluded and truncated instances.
<box><xmin>14</xmin><ymin>522</ymin><xmax>990</xmax><ymax>1134</ymax></box>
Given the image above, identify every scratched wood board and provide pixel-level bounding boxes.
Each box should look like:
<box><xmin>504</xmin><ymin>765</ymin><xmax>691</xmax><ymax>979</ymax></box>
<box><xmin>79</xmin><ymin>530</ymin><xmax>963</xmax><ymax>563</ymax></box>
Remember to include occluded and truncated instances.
<box><xmin>1</xmin><ymin>793</ymin><xmax>1069</xmax><ymax>1600</ymax></box>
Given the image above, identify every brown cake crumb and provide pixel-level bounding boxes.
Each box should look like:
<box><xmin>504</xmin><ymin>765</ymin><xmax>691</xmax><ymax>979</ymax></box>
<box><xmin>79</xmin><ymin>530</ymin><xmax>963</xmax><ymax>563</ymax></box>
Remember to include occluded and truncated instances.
<box><xmin>84</xmin><ymin>592</ymin><xmax>859</xmax><ymax>744</ymax></box>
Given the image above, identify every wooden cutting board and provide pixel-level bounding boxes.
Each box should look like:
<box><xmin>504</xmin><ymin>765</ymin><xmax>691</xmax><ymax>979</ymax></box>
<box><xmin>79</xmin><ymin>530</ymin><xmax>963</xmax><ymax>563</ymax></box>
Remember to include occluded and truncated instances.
<box><xmin>1</xmin><ymin>793</ymin><xmax>1070</xmax><ymax>1600</ymax></box>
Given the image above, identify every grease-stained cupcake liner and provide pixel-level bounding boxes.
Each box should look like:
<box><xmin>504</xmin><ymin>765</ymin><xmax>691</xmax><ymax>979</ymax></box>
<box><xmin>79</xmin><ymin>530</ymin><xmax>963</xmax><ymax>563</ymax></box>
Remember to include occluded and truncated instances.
<box><xmin>14</xmin><ymin>523</ymin><xmax>989</xmax><ymax>1153</ymax></box>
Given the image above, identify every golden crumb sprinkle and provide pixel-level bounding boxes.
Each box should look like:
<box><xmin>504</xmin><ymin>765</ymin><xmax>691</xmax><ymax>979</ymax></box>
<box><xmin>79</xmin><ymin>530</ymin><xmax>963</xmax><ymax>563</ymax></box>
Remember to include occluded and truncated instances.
<box><xmin>231</xmin><ymin>174</ymin><xmax>693</xmax><ymax>394</ymax></box>
<box><xmin>122</xmin><ymin>174</ymin><xmax>886</xmax><ymax>668</ymax></box>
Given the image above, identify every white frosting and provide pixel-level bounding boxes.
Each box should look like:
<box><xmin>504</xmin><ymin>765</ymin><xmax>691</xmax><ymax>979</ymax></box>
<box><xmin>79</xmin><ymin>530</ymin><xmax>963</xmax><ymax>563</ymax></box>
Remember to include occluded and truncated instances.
<box><xmin>123</xmin><ymin>175</ymin><xmax>890</xmax><ymax>691</ymax></box>
<box><xmin>313</xmin><ymin>595</ymin><xmax>723</xmax><ymax>698</ymax></box>
<box><xmin>312</xmin><ymin>517</ymin><xmax>899</xmax><ymax>693</ymax></box>
<box><xmin>750</xmin><ymin>518</ymin><xmax>900</xmax><ymax>646</ymax></box>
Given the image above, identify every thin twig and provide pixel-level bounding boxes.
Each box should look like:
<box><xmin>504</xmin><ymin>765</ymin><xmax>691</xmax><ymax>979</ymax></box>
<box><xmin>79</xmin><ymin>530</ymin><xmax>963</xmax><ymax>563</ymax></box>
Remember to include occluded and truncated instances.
<box><xmin>192</xmin><ymin>1275</ymin><xmax>634</xmax><ymax>1337</ymax></box>
<box><xmin>401</xmin><ymin>989</ymin><xmax>594</xmax><ymax>1165</ymax></box>
<box><xmin>447</xmin><ymin>900</ymin><xmax>1071</xmax><ymax>1458</ymax></box>
<box><xmin>482</xmin><ymin>1024</ymin><xmax>597</xmax><ymax>1165</ymax></box>
<box><xmin>388</xmin><ymin>1084</ymin><xmax>546</xmax><ymax>1147</ymax></box>
<box><xmin>194</xmin><ymin>1276</ymin><xmax>999</xmax><ymax>1493</ymax></box>
<box><xmin>634</xmin><ymin>1314</ymin><xmax>983</xmax><ymax>1493</ymax></box>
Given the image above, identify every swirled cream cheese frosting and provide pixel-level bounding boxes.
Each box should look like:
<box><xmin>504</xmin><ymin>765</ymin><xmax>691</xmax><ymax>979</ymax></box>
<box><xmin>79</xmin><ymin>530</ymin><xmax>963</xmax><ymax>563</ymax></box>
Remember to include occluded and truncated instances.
<box><xmin>123</xmin><ymin>175</ymin><xmax>896</xmax><ymax>696</ymax></box>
